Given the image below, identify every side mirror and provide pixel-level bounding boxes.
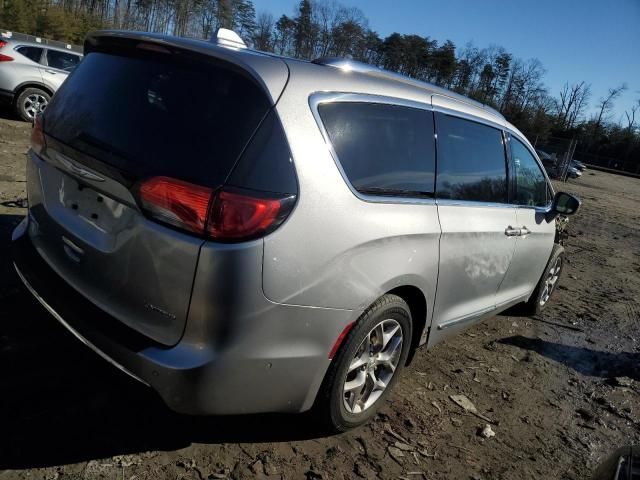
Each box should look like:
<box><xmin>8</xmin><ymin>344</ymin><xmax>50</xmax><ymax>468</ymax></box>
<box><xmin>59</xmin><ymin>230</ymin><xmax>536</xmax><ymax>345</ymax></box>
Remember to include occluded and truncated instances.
<box><xmin>551</xmin><ymin>191</ymin><xmax>581</xmax><ymax>216</ymax></box>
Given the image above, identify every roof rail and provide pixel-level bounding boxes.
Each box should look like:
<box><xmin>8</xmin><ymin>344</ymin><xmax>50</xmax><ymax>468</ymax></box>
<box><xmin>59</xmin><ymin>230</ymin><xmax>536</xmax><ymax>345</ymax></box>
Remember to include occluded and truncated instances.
<box><xmin>312</xmin><ymin>56</ymin><xmax>505</xmax><ymax>120</ymax></box>
<box><xmin>211</xmin><ymin>28</ymin><xmax>247</xmax><ymax>49</ymax></box>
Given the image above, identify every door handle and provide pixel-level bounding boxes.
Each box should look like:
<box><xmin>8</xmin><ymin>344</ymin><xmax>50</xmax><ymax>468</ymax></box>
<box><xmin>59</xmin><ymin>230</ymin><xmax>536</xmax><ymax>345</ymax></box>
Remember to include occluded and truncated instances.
<box><xmin>45</xmin><ymin>69</ymin><xmax>57</xmax><ymax>74</ymax></box>
<box><xmin>520</xmin><ymin>226</ymin><xmax>531</xmax><ymax>236</ymax></box>
<box><xmin>504</xmin><ymin>226</ymin><xmax>521</xmax><ymax>237</ymax></box>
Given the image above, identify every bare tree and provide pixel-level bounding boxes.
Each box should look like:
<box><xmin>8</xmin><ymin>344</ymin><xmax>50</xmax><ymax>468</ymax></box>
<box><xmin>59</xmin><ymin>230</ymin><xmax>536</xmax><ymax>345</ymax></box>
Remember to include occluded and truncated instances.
<box><xmin>555</xmin><ymin>81</ymin><xmax>591</xmax><ymax>130</ymax></box>
<box><xmin>252</xmin><ymin>11</ymin><xmax>274</xmax><ymax>50</ymax></box>
<box><xmin>594</xmin><ymin>83</ymin><xmax>627</xmax><ymax>129</ymax></box>
<box><xmin>623</xmin><ymin>99</ymin><xmax>639</xmax><ymax>132</ymax></box>
<box><xmin>453</xmin><ymin>43</ymin><xmax>486</xmax><ymax>94</ymax></box>
<box><xmin>312</xmin><ymin>0</ymin><xmax>340</xmax><ymax>57</ymax></box>
<box><xmin>198</xmin><ymin>0</ymin><xmax>220</xmax><ymax>39</ymax></box>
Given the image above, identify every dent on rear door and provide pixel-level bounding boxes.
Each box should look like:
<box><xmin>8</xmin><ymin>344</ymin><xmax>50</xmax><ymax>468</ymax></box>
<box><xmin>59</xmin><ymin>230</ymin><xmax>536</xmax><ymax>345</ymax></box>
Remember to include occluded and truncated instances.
<box><xmin>263</xmin><ymin>199</ymin><xmax>441</xmax><ymax>311</ymax></box>
<box><xmin>427</xmin><ymin>204</ymin><xmax>518</xmax><ymax>347</ymax></box>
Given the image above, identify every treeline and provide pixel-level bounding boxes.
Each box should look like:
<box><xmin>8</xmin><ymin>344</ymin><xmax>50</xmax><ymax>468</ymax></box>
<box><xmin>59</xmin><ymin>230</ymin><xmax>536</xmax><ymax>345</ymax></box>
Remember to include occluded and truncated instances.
<box><xmin>1</xmin><ymin>0</ymin><xmax>638</xmax><ymax>169</ymax></box>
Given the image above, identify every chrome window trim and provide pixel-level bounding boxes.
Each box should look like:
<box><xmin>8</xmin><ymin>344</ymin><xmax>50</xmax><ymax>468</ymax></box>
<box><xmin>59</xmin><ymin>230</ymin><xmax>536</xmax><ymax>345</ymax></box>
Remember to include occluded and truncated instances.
<box><xmin>432</xmin><ymin>103</ymin><xmax>506</xmax><ymax>132</ymax></box>
<box><xmin>311</xmin><ymin>91</ymin><xmax>433</xmax><ymax>112</ymax></box>
<box><xmin>515</xmin><ymin>204</ymin><xmax>554</xmax><ymax>213</ymax></box>
<box><xmin>435</xmin><ymin>198</ymin><xmax>514</xmax><ymax>209</ymax></box>
<box><xmin>506</xmin><ymin>132</ymin><xmax>555</xmax><ymax>210</ymax></box>
<box><xmin>309</xmin><ymin>92</ymin><xmax>436</xmax><ymax>206</ymax></box>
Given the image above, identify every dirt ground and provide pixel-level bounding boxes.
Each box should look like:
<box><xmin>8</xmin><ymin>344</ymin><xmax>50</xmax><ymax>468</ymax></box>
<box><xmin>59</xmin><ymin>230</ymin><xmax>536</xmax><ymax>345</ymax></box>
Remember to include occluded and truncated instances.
<box><xmin>1</xmin><ymin>110</ymin><xmax>639</xmax><ymax>480</ymax></box>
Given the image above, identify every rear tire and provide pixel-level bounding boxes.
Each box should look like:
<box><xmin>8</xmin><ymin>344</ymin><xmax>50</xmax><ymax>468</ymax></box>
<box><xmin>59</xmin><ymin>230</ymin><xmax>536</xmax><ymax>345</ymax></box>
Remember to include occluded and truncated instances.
<box><xmin>316</xmin><ymin>294</ymin><xmax>412</xmax><ymax>432</ymax></box>
<box><xmin>515</xmin><ymin>244</ymin><xmax>565</xmax><ymax>316</ymax></box>
<box><xmin>15</xmin><ymin>87</ymin><xmax>50</xmax><ymax>122</ymax></box>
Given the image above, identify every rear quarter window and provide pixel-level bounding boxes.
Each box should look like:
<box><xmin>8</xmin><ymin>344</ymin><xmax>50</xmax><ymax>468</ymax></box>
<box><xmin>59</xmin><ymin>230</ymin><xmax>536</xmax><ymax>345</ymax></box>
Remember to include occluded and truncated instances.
<box><xmin>228</xmin><ymin>110</ymin><xmax>297</xmax><ymax>195</ymax></box>
<box><xmin>16</xmin><ymin>46</ymin><xmax>43</xmax><ymax>63</ymax></box>
<box><xmin>318</xmin><ymin>102</ymin><xmax>436</xmax><ymax>198</ymax></box>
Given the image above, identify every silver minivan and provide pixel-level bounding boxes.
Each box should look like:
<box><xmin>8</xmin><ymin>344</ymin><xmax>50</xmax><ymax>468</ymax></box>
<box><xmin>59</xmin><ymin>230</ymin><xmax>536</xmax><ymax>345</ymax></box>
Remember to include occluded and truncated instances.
<box><xmin>12</xmin><ymin>29</ymin><xmax>580</xmax><ymax>431</ymax></box>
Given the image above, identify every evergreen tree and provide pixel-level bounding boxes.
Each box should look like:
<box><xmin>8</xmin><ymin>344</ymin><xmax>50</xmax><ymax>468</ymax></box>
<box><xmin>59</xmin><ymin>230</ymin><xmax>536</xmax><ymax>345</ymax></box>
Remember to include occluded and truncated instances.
<box><xmin>234</xmin><ymin>0</ymin><xmax>256</xmax><ymax>39</ymax></box>
<box><xmin>274</xmin><ymin>14</ymin><xmax>296</xmax><ymax>55</ymax></box>
<box><xmin>293</xmin><ymin>0</ymin><xmax>313</xmax><ymax>58</ymax></box>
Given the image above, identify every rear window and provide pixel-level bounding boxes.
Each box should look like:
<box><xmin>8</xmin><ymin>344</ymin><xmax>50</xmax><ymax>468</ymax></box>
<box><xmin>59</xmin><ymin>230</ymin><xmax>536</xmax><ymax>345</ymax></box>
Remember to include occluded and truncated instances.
<box><xmin>318</xmin><ymin>102</ymin><xmax>436</xmax><ymax>197</ymax></box>
<box><xmin>44</xmin><ymin>51</ymin><xmax>271</xmax><ymax>187</ymax></box>
<box><xmin>435</xmin><ymin>113</ymin><xmax>508</xmax><ymax>203</ymax></box>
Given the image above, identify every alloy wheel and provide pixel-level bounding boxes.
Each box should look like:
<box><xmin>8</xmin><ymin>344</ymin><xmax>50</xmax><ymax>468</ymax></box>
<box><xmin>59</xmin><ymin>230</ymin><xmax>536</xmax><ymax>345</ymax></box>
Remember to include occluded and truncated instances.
<box><xmin>342</xmin><ymin>318</ymin><xmax>403</xmax><ymax>414</ymax></box>
<box><xmin>23</xmin><ymin>93</ymin><xmax>48</xmax><ymax>120</ymax></box>
<box><xmin>539</xmin><ymin>256</ymin><xmax>562</xmax><ymax>306</ymax></box>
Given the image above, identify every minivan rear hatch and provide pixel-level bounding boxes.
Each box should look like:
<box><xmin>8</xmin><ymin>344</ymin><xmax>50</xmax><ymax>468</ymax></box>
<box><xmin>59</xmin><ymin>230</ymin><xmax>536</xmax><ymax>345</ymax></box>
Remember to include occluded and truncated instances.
<box><xmin>28</xmin><ymin>33</ymin><xmax>288</xmax><ymax>346</ymax></box>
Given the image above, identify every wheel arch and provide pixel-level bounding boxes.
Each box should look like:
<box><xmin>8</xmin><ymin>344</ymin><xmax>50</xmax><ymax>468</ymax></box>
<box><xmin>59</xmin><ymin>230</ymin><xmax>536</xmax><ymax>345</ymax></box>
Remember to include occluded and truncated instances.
<box><xmin>386</xmin><ymin>285</ymin><xmax>428</xmax><ymax>365</ymax></box>
<box><xmin>13</xmin><ymin>82</ymin><xmax>54</xmax><ymax>99</ymax></box>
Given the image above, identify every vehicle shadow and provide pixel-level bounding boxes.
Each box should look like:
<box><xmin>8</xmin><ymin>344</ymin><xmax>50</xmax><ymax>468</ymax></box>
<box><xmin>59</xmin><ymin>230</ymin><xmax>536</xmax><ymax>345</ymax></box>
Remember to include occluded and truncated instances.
<box><xmin>499</xmin><ymin>335</ymin><xmax>640</xmax><ymax>380</ymax></box>
<box><xmin>0</xmin><ymin>212</ymin><xmax>327</xmax><ymax>470</ymax></box>
<box><xmin>0</xmin><ymin>104</ymin><xmax>19</xmax><ymax>121</ymax></box>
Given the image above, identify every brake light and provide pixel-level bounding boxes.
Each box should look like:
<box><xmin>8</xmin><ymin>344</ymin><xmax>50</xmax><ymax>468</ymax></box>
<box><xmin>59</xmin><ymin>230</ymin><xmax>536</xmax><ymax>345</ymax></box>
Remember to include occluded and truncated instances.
<box><xmin>138</xmin><ymin>177</ymin><xmax>212</xmax><ymax>234</ymax></box>
<box><xmin>207</xmin><ymin>190</ymin><xmax>283</xmax><ymax>240</ymax></box>
<box><xmin>30</xmin><ymin>114</ymin><xmax>45</xmax><ymax>155</ymax></box>
<box><xmin>0</xmin><ymin>53</ymin><xmax>14</xmax><ymax>62</ymax></box>
<box><xmin>0</xmin><ymin>40</ymin><xmax>6</xmax><ymax>49</ymax></box>
<box><xmin>137</xmin><ymin>177</ymin><xmax>295</xmax><ymax>241</ymax></box>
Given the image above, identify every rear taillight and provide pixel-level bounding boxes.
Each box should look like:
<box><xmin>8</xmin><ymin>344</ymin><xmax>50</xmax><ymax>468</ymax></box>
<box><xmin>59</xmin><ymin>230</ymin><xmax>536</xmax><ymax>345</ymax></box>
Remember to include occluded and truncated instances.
<box><xmin>207</xmin><ymin>190</ymin><xmax>285</xmax><ymax>240</ymax></box>
<box><xmin>137</xmin><ymin>177</ymin><xmax>295</xmax><ymax>242</ymax></box>
<box><xmin>30</xmin><ymin>114</ymin><xmax>45</xmax><ymax>155</ymax></box>
<box><xmin>138</xmin><ymin>177</ymin><xmax>212</xmax><ymax>234</ymax></box>
<box><xmin>0</xmin><ymin>40</ymin><xmax>11</xmax><ymax>61</ymax></box>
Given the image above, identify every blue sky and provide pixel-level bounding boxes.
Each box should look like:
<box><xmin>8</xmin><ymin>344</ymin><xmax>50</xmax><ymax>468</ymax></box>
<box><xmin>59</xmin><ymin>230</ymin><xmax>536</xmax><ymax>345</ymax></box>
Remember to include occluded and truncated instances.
<box><xmin>253</xmin><ymin>0</ymin><xmax>640</xmax><ymax>122</ymax></box>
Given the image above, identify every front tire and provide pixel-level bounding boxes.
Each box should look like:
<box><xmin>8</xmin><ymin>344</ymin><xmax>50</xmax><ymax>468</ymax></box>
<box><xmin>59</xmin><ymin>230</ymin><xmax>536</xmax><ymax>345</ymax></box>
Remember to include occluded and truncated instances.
<box><xmin>316</xmin><ymin>294</ymin><xmax>412</xmax><ymax>432</ymax></box>
<box><xmin>15</xmin><ymin>87</ymin><xmax>50</xmax><ymax>122</ymax></box>
<box><xmin>518</xmin><ymin>244</ymin><xmax>565</xmax><ymax>316</ymax></box>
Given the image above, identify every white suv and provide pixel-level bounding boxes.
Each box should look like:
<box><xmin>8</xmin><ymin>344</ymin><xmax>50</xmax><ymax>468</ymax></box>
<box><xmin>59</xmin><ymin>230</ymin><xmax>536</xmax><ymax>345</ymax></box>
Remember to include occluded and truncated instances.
<box><xmin>0</xmin><ymin>37</ymin><xmax>82</xmax><ymax>121</ymax></box>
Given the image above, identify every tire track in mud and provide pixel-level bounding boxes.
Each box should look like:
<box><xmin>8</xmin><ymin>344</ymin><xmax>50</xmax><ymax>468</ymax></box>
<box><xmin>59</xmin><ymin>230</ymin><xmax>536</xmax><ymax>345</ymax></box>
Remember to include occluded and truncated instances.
<box><xmin>625</xmin><ymin>300</ymin><xmax>640</xmax><ymax>326</ymax></box>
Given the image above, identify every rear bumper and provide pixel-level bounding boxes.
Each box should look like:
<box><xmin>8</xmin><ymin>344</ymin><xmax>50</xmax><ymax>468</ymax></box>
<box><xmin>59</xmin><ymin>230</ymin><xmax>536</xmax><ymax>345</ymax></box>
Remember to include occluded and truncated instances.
<box><xmin>12</xmin><ymin>218</ymin><xmax>357</xmax><ymax>415</ymax></box>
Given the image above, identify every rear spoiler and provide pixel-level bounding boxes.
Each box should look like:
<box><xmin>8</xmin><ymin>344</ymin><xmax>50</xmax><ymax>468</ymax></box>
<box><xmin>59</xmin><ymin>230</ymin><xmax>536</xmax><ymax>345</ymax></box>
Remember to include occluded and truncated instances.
<box><xmin>84</xmin><ymin>30</ymin><xmax>289</xmax><ymax>104</ymax></box>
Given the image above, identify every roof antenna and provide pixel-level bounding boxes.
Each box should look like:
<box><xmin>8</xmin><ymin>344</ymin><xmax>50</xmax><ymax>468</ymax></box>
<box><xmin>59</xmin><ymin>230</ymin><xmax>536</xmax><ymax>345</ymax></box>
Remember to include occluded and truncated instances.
<box><xmin>211</xmin><ymin>28</ymin><xmax>247</xmax><ymax>49</ymax></box>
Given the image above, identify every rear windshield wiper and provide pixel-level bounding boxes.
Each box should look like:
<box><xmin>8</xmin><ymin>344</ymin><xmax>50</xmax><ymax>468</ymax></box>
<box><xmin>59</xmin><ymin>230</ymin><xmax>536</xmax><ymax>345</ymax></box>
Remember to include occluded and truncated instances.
<box><xmin>74</xmin><ymin>132</ymin><xmax>130</xmax><ymax>161</ymax></box>
<box><xmin>357</xmin><ymin>187</ymin><xmax>434</xmax><ymax>198</ymax></box>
